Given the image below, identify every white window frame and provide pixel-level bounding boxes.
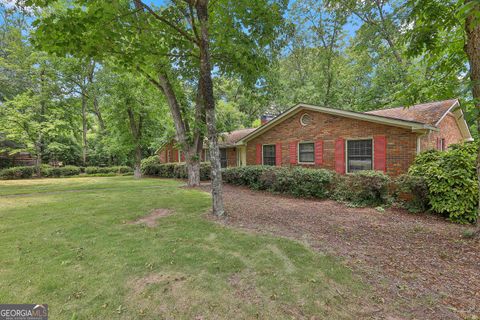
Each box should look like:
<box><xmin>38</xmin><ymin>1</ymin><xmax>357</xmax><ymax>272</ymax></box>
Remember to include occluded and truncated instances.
<box><xmin>345</xmin><ymin>138</ymin><xmax>374</xmax><ymax>174</ymax></box>
<box><xmin>297</xmin><ymin>141</ymin><xmax>315</xmax><ymax>164</ymax></box>
<box><xmin>439</xmin><ymin>138</ymin><xmax>446</xmax><ymax>151</ymax></box>
<box><xmin>178</xmin><ymin>150</ymin><xmax>183</xmax><ymax>163</ymax></box>
<box><xmin>262</xmin><ymin>144</ymin><xmax>276</xmax><ymax>166</ymax></box>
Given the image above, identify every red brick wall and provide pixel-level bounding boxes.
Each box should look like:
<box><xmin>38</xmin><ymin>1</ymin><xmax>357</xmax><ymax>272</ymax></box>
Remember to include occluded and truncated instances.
<box><xmin>224</xmin><ymin>147</ymin><xmax>237</xmax><ymax>167</ymax></box>
<box><xmin>419</xmin><ymin>113</ymin><xmax>464</xmax><ymax>151</ymax></box>
<box><xmin>246</xmin><ymin>109</ymin><xmax>418</xmax><ymax>176</ymax></box>
<box><xmin>157</xmin><ymin>142</ymin><xmax>179</xmax><ymax>163</ymax></box>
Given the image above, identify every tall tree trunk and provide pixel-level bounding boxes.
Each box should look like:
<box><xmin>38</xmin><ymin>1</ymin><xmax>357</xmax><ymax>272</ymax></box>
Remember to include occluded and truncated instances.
<box><xmin>81</xmin><ymin>94</ymin><xmax>88</xmax><ymax>166</ymax></box>
<box><xmin>37</xmin><ymin>67</ymin><xmax>46</xmax><ymax>177</ymax></box>
<box><xmin>196</xmin><ymin>0</ymin><xmax>225</xmax><ymax>216</ymax></box>
<box><xmin>127</xmin><ymin>106</ymin><xmax>143</xmax><ymax>179</ymax></box>
<box><xmin>154</xmin><ymin>71</ymin><xmax>202</xmax><ymax>186</ymax></box>
<box><xmin>35</xmin><ymin>137</ymin><xmax>42</xmax><ymax>177</ymax></box>
<box><xmin>134</xmin><ymin>144</ymin><xmax>142</xmax><ymax>179</ymax></box>
<box><xmin>93</xmin><ymin>95</ymin><xmax>105</xmax><ymax>132</ymax></box>
<box><xmin>464</xmin><ymin>0</ymin><xmax>480</xmax><ymax>226</ymax></box>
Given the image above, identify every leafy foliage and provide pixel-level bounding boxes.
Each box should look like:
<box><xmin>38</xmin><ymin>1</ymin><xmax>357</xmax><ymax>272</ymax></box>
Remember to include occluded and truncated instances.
<box><xmin>84</xmin><ymin>166</ymin><xmax>132</xmax><ymax>175</ymax></box>
<box><xmin>409</xmin><ymin>143</ymin><xmax>478</xmax><ymax>223</ymax></box>
<box><xmin>222</xmin><ymin>166</ymin><xmax>334</xmax><ymax>199</ymax></box>
<box><xmin>395</xmin><ymin>174</ymin><xmax>430</xmax><ymax>213</ymax></box>
<box><xmin>140</xmin><ymin>160</ymin><xmax>211</xmax><ymax>181</ymax></box>
<box><xmin>41</xmin><ymin>165</ymin><xmax>81</xmax><ymax>177</ymax></box>
<box><xmin>0</xmin><ymin>166</ymin><xmax>35</xmax><ymax>179</ymax></box>
<box><xmin>332</xmin><ymin>170</ymin><xmax>391</xmax><ymax>207</ymax></box>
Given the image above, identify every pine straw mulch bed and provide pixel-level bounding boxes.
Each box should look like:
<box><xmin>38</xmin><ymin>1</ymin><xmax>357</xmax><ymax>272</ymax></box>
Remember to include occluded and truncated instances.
<box><xmin>200</xmin><ymin>184</ymin><xmax>480</xmax><ymax>320</ymax></box>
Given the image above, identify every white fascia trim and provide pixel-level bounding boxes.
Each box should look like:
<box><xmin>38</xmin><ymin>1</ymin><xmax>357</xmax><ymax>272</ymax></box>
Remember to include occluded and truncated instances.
<box><xmin>435</xmin><ymin>99</ymin><xmax>459</xmax><ymax>127</ymax></box>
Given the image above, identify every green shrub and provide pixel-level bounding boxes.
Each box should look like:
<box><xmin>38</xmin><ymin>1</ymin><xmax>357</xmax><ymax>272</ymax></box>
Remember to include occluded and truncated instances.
<box><xmin>141</xmin><ymin>161</ymin><xmax>211</xmax><ymax>181</ymax></box>
<box><xmin>409</xmin><ymin>142</ymin><xmax>478</xmax><ymax>223</ymax></box>
<box><xmin>85</xmin><ymin>166</ymin><xmax>132</xmax><ymax>175</ymax></box>
<box><xmin>222</xmin><ymin>165</ymin><xmax>275</xmax><ymax>189</ymax></box>
<box><xmin>85</xmin><ymin>166</ymin><xmax>100</xmax><ymax>174</ymax></box>
<box><xmin>140</xmin><ymin>156</ymin><xmax>160</xmax><ymax>173</ymax></box>
<box><xmin>332</xmin><ymin>170</ymin><xmax>390</xmax><ymax>206</ymax></box>
<box><xmin>0</xmin><ymin>166</ymin><xmax>35</xmax><ymax>180</ymax></box>
<box><xmin>395</xmin><ymin>174</ymin><xmax>429</xmax><ymax>213</ymax></box>
<box><xmin>222</xmin><ymin>166</ymin><xmax>334</xmax><ymax>199</ymax></box>
<box><xmin>41</xmin><ymin>165</ymin><xmax>81</xmax><ymax>177</ymax></box>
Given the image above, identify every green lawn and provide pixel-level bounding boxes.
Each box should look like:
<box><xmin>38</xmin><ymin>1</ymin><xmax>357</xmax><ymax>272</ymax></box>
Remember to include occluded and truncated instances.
<box><xmin>0</xmin><ymin>176</ymin><xmax>366</xmax><ymax>319</ymax></box>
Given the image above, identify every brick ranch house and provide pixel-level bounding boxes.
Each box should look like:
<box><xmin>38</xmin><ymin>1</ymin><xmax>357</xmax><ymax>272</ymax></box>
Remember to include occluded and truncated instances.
<box><xmin>158</xmin><ymin>99</ymin><xmax>472</xmax><ymax>176</ymax></box>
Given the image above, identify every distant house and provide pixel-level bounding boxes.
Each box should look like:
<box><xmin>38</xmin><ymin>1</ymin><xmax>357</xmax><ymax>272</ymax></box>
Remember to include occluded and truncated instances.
<box><xmin>0</xmin><ymin>139</ymin><xmax>36</xmax><ymax>168</ymax></box>
<box><xmin>158</xmin><ymin>99</ymin><xmax>472</xmax><ymax>176</ymax></box>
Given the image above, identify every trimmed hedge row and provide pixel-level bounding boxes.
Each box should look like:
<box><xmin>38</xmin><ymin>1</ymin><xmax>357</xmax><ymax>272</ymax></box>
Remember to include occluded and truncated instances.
<box><xmin>0</xmin><ymin>165</ymin><xmax>133</xmax><ymax>179</ymax></box>
<box><xmin>85</xmin><ymin>166</ymin><xmax>133</xmax><ymax>174</ymax></box>
<box><xmin>222</xmin><ymin>166</ymin><xmax>334</xmax><ymax>199</ymax></box>
<box><xmin>141</xmin><ymin>159</ymin><xmax>211</xmax><ymax>181</ymax></box>
<box><xmin>223</xmin><ymin>166</ymin><xmax>392</xmax><ymax>205</ymax></box>
<box><xmin>0</xmin><ymin>166</ymin><xmax>35</xmax><ymax>180</ymax></box>
<box><xmin>41</xmin><ymin>165</ymin><xmax>81</xmax><ymax>177</ymax></box>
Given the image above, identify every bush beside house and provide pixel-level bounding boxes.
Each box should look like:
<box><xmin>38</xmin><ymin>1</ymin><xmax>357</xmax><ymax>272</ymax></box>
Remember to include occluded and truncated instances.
<box><xmin>222</xmin><ymin>166</ymin><xmax>334</xmax><ymax>199</ymax></box>
<box><xmin>140</xmin><ymin>156</ymin><xmax>211</xmax><ymax>181</ymax></box>
<box><xmin>408</xmin><ymin>143</ymin><xmax>478</xmax><ymax>223</ymax></box>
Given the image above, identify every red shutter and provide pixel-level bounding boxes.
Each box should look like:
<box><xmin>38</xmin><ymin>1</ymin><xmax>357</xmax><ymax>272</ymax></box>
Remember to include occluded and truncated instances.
<box><xmin>256</xmin><ymin>144</ymin><xmax>262</xmax><ymax>165</ymax></box>
<box><xmin>374</xmin><ymin>135</ymin><xmax>387</xmax><ymax>172</ymax></box>
<box><xmin>173</xmin><ymin>149</ymin><xmax>179</xmax><ymax>162</ymax></box>
<box><xmin>315</xmin><ymin>140</ymin><xmax>323</xmax><ymax>166</ymax></box>
<box><xmin>275</xmin><ymin>143</ymin><xmax>282</xmax><ymax>166</ymax></box>
<box><xmin>436</xmin><ymin>137</ymin><xmax>441</xmax><ymax>150</ymax></box>
<box><xmin>181</xmin><ymin>152</ymin><xmax>185</xmax><ymax>162</ymax></box>
<box><xmin>289</xmin><ymin>141</ymin><xmax>297</xmax><ymax>164</ymax></box>
<box><xmin>335</xmin><ymin>138</ymin><xmax>345</xmax><ymax>174</ymax></box>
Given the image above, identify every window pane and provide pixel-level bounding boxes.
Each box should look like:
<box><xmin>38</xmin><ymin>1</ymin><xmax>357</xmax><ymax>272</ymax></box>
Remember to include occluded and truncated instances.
<box><xmin>263</xmin><ymin>145</ymin><xmax>276</xmax><ymax>166</ymax></box>
<box><xmin>299</xmin><ymin>142</ymin><xmax>314</xmax><ymax>163</ymax></box>
<box><xmin>347</xmin><ymin>139</ymin><xmax>372</xmax><ymax>172</ymax></box>
<box><xmin>220</xmin><ymin>148</ymin><xmax>227</xmax><ymax>168</ymax></box>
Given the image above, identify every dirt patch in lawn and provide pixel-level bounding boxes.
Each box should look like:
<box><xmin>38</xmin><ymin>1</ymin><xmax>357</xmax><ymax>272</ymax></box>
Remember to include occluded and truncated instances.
<box><xmin>129</xmin><ymin>209</ymin><xmax>173</xmax><ymax>227</ymax></box>
<box><xmin>201</xmin><ymin>184</ymin><xmax>480</xmax><ymax>320</ymax></box>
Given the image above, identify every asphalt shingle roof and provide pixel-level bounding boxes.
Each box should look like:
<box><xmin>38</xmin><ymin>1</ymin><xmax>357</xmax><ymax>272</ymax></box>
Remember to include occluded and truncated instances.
<box><xmin>364</xmin><ymin>99</ymin><xmax>458</xmax><ymax>127</ymax></box>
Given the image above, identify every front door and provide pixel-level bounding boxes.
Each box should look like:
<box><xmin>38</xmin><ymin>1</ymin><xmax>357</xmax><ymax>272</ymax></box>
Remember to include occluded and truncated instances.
<box><xmin>220</xmin><ymin>148</ymin><xmax>228</xmax><ymax>168</ymax></box>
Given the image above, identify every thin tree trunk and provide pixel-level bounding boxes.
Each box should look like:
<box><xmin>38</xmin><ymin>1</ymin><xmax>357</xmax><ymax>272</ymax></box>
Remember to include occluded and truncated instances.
<box><xmin>127</xmin><ymin>106</ymin><xmax>143</xmax><ymax>179</ymax></box>
<box><xmin>35</xmin><ymin>138</ymin><xmax>42</xmax><ymax>177</ymax></box>
<box><xmin>81</xmin><ymin>94</ymin><xmax>88</xmax><ymax>166</ymax></box>
<box><xmin>196</xmin><ymin>0</ymin><xmax>225</xmax><ymax>216</ymax></box>
<box><xmin>464</xmin><ymin>0</ymin><xmax>480</xmax><ymax>226</ymax></box>
<box><xmin>149</xmin><ymin>70</ymin><xmax>202</xmax><ymax>186</ymax></box>
<box><xmin>134</xmin><ymin>144</ymin><xmax>142</xmax><ymax>178</ymax></box>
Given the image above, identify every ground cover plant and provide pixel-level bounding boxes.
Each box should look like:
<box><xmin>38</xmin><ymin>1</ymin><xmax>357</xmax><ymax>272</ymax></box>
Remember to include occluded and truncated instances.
<box><xmin>0</xmin><ymin>176</ymin><xmax>366</xmax><ymax>319</ymax></box>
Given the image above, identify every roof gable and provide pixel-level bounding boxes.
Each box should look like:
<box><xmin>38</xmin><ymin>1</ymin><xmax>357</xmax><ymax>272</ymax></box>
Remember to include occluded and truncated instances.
<box><xmin>239</xmin><ymin>103</ymin><xmax>438</xmax><ymax>144</ymax></box>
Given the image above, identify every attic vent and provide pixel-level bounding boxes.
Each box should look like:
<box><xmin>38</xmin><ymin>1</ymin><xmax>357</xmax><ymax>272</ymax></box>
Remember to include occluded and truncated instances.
<box><xmin>300</xmin><ymin>113</ymin><xmax>312</xmax><ymax>126</ymax></box>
